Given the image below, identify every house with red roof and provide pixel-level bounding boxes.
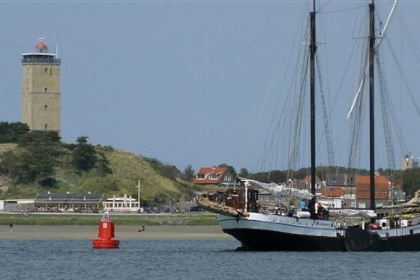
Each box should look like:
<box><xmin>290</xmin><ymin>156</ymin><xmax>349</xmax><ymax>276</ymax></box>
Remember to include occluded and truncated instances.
<box><xmin>324</xmin><ymin>173</ymin><xmax>357</xmax><ymax>208</ymax></box>
<box><xmin>355</xmin><ymin>174</ymin><xmax>404</xmax><ymax>208</ymax></box>
<box><xmin>316</xmin><ymin>173</ymin><xmax>404</xmax><ymax>209</ymax></box>
<box><xmin>297</xmin><ymin>174</ymin><xmax>322</xmax><ymax>189</ymax></box>
<box><xmin>318</xmin><ymin>187</ymin><xmax>346</xmax><ymax>208</ymax></box>
<box><xmin>192</xmin><ymin>167</ymin><xmax>236</xmax><ymax>186</ymax></box>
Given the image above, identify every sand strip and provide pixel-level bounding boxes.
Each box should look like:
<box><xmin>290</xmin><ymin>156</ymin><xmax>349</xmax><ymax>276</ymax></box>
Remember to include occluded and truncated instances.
<box><xmin>0</xmin><ymin>225</ymin><xmax>232</xmax><ymax>240</ymax></box>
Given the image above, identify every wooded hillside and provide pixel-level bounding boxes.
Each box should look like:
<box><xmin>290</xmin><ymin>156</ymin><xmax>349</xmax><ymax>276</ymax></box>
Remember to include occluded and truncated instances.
<box><xmin>0</xmin><ymin>122</ymin><xmax>199</xmax><ymax>205</ymax></box>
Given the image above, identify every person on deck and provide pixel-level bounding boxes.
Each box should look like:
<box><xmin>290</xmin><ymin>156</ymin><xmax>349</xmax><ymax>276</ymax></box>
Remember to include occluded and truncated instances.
<box><xmin>300</xmin><ymin>200</ymin><xmax>307</xmax><ymax>210</ymax></box>
<box><xmin>317</xmin><ymin>202</ymin><xmax>324</xmax><ymax>219</ymax></box>
<box><xmin>308</xmin><ymin>198</ymin><xmax>316</xmax><ymax>219</ymax></box>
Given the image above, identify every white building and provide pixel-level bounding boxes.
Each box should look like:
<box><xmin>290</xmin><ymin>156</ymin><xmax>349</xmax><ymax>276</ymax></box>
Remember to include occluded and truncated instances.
<box><xmin>102</xmin><ymin>194</ymin><xmax>139</xmax><ymax>213</ymax></box>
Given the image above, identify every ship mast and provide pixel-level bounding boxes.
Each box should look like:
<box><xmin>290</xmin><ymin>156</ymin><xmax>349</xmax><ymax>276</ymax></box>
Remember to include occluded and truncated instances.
<box><xmin>369</xmin><ymin>0</ymin><xmax>376</xmax><ymax>211</ymax></box>
<box><xmin>310</xmin><ymin>0</ymin><xmax>317</xmax><ymax>196</ymax></box>
<box><xmin>309</xmin><ymin>0</ymin><xmax>317</xmax><ymax>219</ymax></box>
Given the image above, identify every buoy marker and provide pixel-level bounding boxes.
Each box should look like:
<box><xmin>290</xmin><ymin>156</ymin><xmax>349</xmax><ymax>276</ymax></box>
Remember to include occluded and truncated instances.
<box><xmin>92</xmin><ymin>211</ymin><xmax>120</xmax><ymax>249</ymax></box>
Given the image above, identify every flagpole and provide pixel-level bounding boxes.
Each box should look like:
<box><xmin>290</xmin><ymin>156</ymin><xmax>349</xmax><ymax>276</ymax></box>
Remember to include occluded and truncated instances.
<box><xmin>137</xmin><ymin>180</ymin><xmax>141</xmax><ymax>210</ymax></box>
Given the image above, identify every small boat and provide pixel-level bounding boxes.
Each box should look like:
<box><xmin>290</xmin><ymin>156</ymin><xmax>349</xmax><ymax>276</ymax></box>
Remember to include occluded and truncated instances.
<box><xmin>345</xmin><ymin>193</ymin><xmax>420</xmax><ymax>251</ymax></box>
<box><xmin>345</xmin><ymin>219</ymin><xmax>420</xmax><ymax>251</ymax></box>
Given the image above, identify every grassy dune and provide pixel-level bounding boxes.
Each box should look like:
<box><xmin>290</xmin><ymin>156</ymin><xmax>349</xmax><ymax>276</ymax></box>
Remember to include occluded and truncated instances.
<box><xmin>101</xmin><ymin>148</ymin><xmax>181</xmax><ymax>200</ymax></box>
<box><xmin>0</xmin><ymin>143</ymin><xmax>191</xmax><ymax>203</ymax></box>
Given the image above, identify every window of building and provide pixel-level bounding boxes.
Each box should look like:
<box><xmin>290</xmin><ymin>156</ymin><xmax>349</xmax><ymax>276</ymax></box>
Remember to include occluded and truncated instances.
<box><xmin>45</xmin><ymin>68</ymin><xmax>48</xmax><ymax>73</ymax></box>
<box><xmin>210</xmin><ymin>173</ymin><xmax>219</xmax><ymax>179</ymax></box>
<box><xmin>44</xmin><ymin>88</ymin><xmax>48</xmax><ymax>93</ymax></box>
<box><xmin>197</xmin><ymin>174</ymin><xmax>205</xmax><ymax>179</ymax></box>
<box><xmin>44</xmin><ymin>124</ymin><xmax>48</xmax><ymax>130</ymax></box>
<box><xmin>44</xmin><ymin>105</ymin><xmax>48</xmax><ymax>111</ymax></box>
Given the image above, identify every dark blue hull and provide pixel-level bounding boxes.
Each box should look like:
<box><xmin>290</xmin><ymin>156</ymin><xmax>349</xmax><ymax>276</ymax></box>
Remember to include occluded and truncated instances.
<box><xmin>223</xmin><ymin>228</ymin><xmax>345</xmax><ymax>251</ymax></box>
<box><xmin>345</xmin><ymin>226</ymin><xmax>420</xmax><ymax>251</ymax></box>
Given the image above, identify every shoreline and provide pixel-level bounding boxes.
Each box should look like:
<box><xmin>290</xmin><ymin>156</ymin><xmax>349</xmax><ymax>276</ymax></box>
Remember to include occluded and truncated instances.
<box><xmin>0</xmin><ymin>225</ymin><xmax>233</xmax><ymax>240</ymax></box>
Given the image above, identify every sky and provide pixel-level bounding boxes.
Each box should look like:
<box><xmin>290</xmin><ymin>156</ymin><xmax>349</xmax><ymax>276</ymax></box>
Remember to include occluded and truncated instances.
<box><xmin>1</xmin><ymin>0</ymin><xmax>420</xmax><ymax>175</ymax></box>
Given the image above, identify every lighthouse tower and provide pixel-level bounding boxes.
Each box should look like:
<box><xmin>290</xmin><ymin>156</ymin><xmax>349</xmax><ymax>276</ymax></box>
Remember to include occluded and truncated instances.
<box><xmin>21</xmin><ymin>38</ymin><xmax>61</xmax><ymax>134</ymax></box>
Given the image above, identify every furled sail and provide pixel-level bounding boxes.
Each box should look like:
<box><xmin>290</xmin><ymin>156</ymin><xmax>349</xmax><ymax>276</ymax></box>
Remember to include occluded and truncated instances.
<box><xmin>241</xmin><ymin>179</ymin><xmax>314</xmax><ymax>200</ymax></box>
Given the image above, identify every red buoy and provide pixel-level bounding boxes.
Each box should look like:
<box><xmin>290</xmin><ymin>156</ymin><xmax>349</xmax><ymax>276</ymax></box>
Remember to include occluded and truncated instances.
<box><xmin>92</xmin><ymin>211</ymin><xmax>120</xmax><ymax>249</ymax></box>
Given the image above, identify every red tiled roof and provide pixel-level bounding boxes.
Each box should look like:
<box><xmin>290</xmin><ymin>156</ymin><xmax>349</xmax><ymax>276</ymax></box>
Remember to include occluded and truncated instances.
<box><xmin>300</xmin><ymin>174</ymin><xmax>322</xmax><ymax>184</ymax></box>
<box><xmin>356</xmin><ymin>175</ymin><xmax>390</xmax><ymax>199</ymax></box>
<box><xmin>321</xmin><ymin>187</ymin><xmax>345</xmax><ymax>197</ymax></box>
<box><xmin>192</xmin><ymin>167</ymin><xmax>228</xmax><ymax>185</ymax></box>
<box><xmin>356</xmin><ymin>175</ymin><xmax>389</xmax><ymax>184</ymax></box>
<box><xmin>302</xmin><ymin>175</ymin><xmax>312</xmax><ymax>183</ymax></box>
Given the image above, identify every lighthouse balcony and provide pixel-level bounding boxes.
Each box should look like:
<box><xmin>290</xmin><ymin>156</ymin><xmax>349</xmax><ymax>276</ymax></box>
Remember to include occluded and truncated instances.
<box><xmin>22</xmin><ymin>55</ymin><xmax>61</xmax><ymax>64</ymax></box>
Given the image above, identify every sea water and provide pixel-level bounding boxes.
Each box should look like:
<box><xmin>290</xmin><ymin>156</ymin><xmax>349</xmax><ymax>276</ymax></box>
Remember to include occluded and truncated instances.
<box><xmin>1</xmin><ymin>238</ymin><xmax>420</xmax><ymax>280</ymax></box>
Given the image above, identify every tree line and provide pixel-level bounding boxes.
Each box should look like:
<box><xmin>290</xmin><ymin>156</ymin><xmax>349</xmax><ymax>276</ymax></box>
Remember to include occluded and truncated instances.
<box><xmin>0</xmin><ymin>122</ymin><xmax>112</xmax><ymax>188</ymax></box>
<box><xmin>183</xmin><ymin>162</ymin><xmax>420</xmax><ymax>198</ymax></box>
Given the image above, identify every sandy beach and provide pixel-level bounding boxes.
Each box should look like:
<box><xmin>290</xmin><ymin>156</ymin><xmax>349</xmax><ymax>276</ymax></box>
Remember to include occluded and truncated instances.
<box><xmin>0</xmin><ymin>225</ymin><xmax>232</xmax><ymax>240</ymax></box>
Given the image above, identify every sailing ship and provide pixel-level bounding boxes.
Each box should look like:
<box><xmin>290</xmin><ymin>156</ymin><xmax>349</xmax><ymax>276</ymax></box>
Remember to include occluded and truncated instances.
<box><xmin>343</xmin><ymin>0</ymin><xmax>420</xmax><ymax>252</ymax></box>
<box><xmin>198</xmin><ymin>0</ymin><xmax>348</xmax><ymax>251</ymax></box>
<box><xmin>198</xmin><ymin>179</ymin><xmax>347</xmax><ymax>251</ymax></box>
<box><xmin>198</xmin><ymin>0</ymin><xmax>420</xmax><ymax>251</ymax></box>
